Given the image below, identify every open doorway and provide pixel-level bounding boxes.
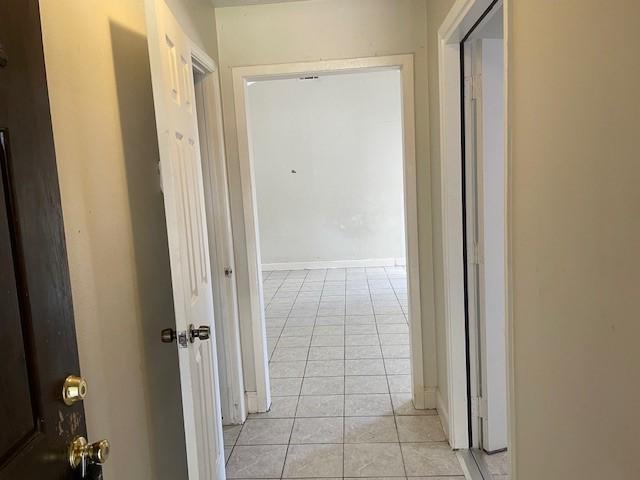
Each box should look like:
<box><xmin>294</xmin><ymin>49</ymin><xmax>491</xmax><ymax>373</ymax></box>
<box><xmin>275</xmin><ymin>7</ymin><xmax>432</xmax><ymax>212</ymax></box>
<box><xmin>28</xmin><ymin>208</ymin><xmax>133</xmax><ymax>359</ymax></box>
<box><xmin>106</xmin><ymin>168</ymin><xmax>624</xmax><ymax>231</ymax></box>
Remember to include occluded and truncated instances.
<box><xmin>230</xmin><ymin>55</ymin><xmax>426</xmax><ymax>415</ymax></box>
<box><xmin>248</xmin><ymin>68</ymin><xmax>409</xmax><ymax>400</ymax></box>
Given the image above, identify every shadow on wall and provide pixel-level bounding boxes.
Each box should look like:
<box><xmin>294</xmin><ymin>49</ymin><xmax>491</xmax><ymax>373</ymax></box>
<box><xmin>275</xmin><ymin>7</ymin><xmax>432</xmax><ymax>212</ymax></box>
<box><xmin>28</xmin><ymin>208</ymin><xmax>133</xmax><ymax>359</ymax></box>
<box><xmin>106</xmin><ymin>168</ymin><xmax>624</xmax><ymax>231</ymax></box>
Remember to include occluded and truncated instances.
<box><xmin>109</xmin><ymin>20</ymin><xmax>188</xmax><ymax>480</ymax></box>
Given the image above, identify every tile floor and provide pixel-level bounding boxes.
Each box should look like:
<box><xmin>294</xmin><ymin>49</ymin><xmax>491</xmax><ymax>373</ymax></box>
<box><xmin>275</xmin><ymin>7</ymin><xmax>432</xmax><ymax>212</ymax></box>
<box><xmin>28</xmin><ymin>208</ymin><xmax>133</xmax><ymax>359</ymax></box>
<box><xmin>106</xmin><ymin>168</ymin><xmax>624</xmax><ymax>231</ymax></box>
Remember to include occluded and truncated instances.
<box><xmin>224</xmin><ymin>267</ymin><xmax>466</xmax><ymax>479</ymax></box>
<box><xmin>479</xmin><ymin>450</ymin><xmax>510</xmax><ymax>480</ymax></box>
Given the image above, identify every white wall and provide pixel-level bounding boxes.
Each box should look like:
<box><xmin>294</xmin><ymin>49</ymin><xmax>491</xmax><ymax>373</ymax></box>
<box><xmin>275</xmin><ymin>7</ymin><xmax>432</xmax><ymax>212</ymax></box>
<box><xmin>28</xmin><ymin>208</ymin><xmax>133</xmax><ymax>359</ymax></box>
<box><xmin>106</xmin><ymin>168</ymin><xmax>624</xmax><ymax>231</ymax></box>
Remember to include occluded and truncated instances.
<box><xmin>247</xmin><ymin>70</ymin><xmax>405</xmax><ymax>267</ymax></box>
<box><xmin>215</xmin><ymin>0</ymin><xmax>438</xmax><ymax>402</ymax></box>
<box><xmin>40</xmin><ymin>1</ymin><xmax>219</xmax><ymax>478</ymax></box>
<box><xmin>508</xmin><ymin>1</ymin><xmax>640</xmax><ymax>478</ymax></box>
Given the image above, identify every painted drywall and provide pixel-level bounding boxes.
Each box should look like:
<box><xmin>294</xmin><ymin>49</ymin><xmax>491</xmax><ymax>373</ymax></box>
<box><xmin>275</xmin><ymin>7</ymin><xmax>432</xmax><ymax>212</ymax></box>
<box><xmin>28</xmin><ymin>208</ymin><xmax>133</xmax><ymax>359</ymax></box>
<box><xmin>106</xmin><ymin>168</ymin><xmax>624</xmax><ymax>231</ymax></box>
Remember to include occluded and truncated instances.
<box><xmin>247</xmin><ymin>70</ymin><xmax>405</xmax><ymax>266</ymax></box>
<box><xmin>478</xmin><ymin>38</ymin><xmax>507</xmax><ymax>452</ymax></box>
<box><xmin>215</xmin><ymin>0</ymin><xmax>438</xmax><ymax>404</ymax></box>
<box><xmin>39</xmin><ymin>1</ymin><xmax>218</xmax><ymax>479</ymax></box>
<box><xmin>508</xmin><ymin>0</ymin><xmax>640</xmax><ymax>478</ymax></box>
<box><xmin>426</xmin><ymin>0</ymin><xmax>457</xmax><ymax>429</ymax></box>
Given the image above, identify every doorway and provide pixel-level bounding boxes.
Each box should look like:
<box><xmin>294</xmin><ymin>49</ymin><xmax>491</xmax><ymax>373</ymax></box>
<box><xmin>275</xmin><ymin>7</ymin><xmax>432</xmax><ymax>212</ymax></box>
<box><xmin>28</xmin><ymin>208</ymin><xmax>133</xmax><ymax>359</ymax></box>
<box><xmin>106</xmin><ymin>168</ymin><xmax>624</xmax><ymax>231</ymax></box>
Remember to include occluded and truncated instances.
<box><xmin>461</xmin><ymin>3</ymin><xmax>510</xmax><ymax>478</ymax></box>
<box><xmin>250</xmin><ymin>67</ymin><xmax>409</xmax><ymax>403</ymax></box>
<box><xmin>192</xmin><ymin>56</ymin><xmax>247</xmax><ymax>427</ymax></box>
<box><xmin>437</xmin><ymin>0</ymin><xmax>512</xmax><ymax>478</ymax></box>
<box><xmin>230</xmin><ymin>55</ymin><xmax>426</xmax><ymax>415</ymax></box>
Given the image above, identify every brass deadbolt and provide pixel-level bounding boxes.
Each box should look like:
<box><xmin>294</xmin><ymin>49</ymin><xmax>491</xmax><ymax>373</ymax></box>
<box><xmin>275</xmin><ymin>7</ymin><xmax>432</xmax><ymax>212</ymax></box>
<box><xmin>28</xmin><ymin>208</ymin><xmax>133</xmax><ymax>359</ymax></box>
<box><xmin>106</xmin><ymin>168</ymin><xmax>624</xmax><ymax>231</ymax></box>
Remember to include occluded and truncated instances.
<box><xmin>69</xmin><ymin>436</ymin><xmax>110</xmax><ymax>468</ymax></box>
<box><xmin>62</xmin><ymin>375</ymin><xmax>87</xmax><ymax>406</ymax></box>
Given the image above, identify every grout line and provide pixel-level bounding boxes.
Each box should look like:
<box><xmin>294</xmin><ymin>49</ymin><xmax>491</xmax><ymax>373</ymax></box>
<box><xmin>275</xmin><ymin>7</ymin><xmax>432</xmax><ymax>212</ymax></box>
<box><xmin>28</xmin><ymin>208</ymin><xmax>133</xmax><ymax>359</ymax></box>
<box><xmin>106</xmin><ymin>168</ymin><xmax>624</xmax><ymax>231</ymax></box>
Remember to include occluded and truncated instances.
<box><xmin>260</xmin><ymin>268</ymin><xmax>442</xmax><ymax>479</ymax></box>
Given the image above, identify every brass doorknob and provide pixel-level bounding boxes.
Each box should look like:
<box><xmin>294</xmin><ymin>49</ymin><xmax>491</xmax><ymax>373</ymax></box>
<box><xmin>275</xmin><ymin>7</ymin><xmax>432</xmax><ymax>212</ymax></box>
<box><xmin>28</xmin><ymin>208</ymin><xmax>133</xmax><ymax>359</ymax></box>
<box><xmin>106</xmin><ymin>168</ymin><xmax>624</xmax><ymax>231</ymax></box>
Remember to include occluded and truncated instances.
<box><xmin>62</xmin><ymin>375</ymin><xmax>87</xmax><ymax>405</ymax></box>
<box><xmin>69</xmin><ymin>436</ymin><xmax>110</xmax><ymax>469</ymax></box>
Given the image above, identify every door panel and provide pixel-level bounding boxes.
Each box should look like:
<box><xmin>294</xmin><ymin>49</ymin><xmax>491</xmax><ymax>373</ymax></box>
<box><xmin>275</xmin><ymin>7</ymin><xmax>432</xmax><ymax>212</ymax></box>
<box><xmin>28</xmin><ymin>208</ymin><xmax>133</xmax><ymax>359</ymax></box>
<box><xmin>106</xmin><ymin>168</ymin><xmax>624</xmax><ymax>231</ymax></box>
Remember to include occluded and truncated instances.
<box><xmin>463</xmin><ymin>38</ymin><xmax>507</xmax><ymax>453</ymax></box>
<box><xmin>0</xmin><ymin>1</ymin><xmax>88</xmax><ymax>478</ymax></box>
<box><xmin>145</xmin><ymin>1</ymin><xmax>226</xmax><ymax>478</ymax></box>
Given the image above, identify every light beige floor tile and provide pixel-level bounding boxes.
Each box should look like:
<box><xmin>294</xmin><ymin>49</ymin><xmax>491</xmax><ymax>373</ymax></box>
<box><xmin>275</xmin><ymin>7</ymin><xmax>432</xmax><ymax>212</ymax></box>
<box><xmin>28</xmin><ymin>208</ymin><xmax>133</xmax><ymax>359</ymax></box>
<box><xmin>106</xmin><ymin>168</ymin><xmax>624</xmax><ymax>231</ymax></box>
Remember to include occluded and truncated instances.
<box><xmin>387</xmin><ymin>374</ymin><xmax>411</xmax><ymax>393</ymax></box>
<box><xmin>266</xmin><ymin>317</ymin><xmax>287</xmax><ymax>328</ymax></box>
<box><xmin>384</xmin><ymin>358</ymin><xmax>410</xmax><ymax>375</ymax></box>
<box><xmin>377</xmin><ymin>324</ymin><xmax>409</xmax><ymax>334</ymax></box>
<box><xmin>344</xmin><ymin>443</ymin><xmax>405</xmax><ymax>477</ymax></box>
<box><xmin>345</xmin><ymin>358</ymin><xmax>385</xmax><ymax>376</ymax></box>
<box><xmin>277</xmin><ymin>336</ymin><xmax>312</xmax><ymax>348</ymax></box>
<box><xmin>344</xmin><ymin>416</ymin><xmax>398</xmax><ymax>443</ymax></box>
<box><xmin>249</xmin><ymin>396</ymin><xmax>298</xmax><ymax>419</ymax></box>
<box><xmin>401</xmin><ymin>442</ymin><xmax>464</xmax><ymax>476</ymax></box>
<box><xmin>409</xmin><ymin>477</ymin><xmax>464</xmax><ymax>480</ymax></box>
<box><xmin>267</xmin><ymin>327</ymin><xmax>283</xmax><ymax>337</ymax></box>
<box><xmin>390</xmin><ymin>394</ymin><xmax>436</xmax><ymax>416</ymax></box>
<box><xmin>345</xmin><ymin>324</ymin><xmax>378</xmax><ymax>335</ymax></box>
<box><xmin>346</xmin><ymin>334</ymin><xmax>380</xmax><ymax>346</ymax></box>
<box><xmin>272</xmin><ymin>347</ymin><xmax>309</xmax><ymax>362</ymax></box>
<box><xmin>314</xmin><ymin>316</ymin><xmax>345</xmax><ymax>326</ymax></box>
<box><xmin>375</xmin><ymin>314</ymin><xmax>407</xmax><ymax>324</ymax></box>
<box><xmin>282</xmin><ymin>326</ymin><xmax>314</xmax><ymax>337</ymax></box>
<box><xmin>237</xmin><ymin>418</ymin><xmax>294</xmax><ymax>445</ymax></box>
<box><xmin>226</xmin><ymin>445</ymin><xmax>288</xmax><ymax>479</ymax></box>
<box><xmin>296</xmin><ymin>395</ymin><xmax>344</xmax><ymax>417</ymax></box>
<box><xmin>291</xmin><ymin>417</ymin><xmax>344</xmax><ymax>444</ymax></box>
<box><xmin>313</xmin><ymin>325</ymin><xmax>344</xmax><ymax>336</ymax></box>
<box><xmin>305</xmin><ymin>360</ymin><xmax>344</xmax><ymax>377</ymax></box>
<box><xmin>344</xmin><ymin>478</ymin><xmax>409</xmax><ymax>480</ymax></box>
<box><xmin>483</xmin><ymin>450</ymin><xmax>510</xmax><ymax>475</ymax></box>
<box><xmin>310</xmin><ymin>335</ymin><xmax>344</xmax><ymax>347</ymax></box>
<box><xmin>346</xmin><ymin>305</ymin><xmax>374</xmax><ymax>315</ymax></box>
<box><xmin>301</xmin><ymin>376</ymin><xmax>344</xmax><ymax>395</ymax></box>
<box><xmin>283</xmin><ymin>444</ymin><xmax>343</xmax><ymax>478</ymax></box>
<box><xmin>270</xmin><ymin>361</ymin><xmax>307</xmax><ymax>378</ymax></box>
<box><xmin>224</xmin><ymin>425</ymin><xmax>242</xmax><ymax>446</ymax></box>
<box><xmin>317</xmin><ymin>306</ymin><xmax>345</xmax><ymax>316</ymax></box>
<box><xmin>345</xmin><ymin>394</ymin><xmax>393</xmax><ymax>416</ymax></box>
<box><xmin>381</xmin><ymin>344</ymin><xmax>410</xmax><ymax>359</ymax></box>
<box><xmin>345</xmin><ymin>345</ymin><xmax>383</xmax><ymax>359</ymax></box>
<box><xmin>285</xmin><ymin>317</ymin><xmax>316</xmax><ymax>327</ymax></box>
<box><xmin>396</xmin><ymin>415</ymin><xmax>446</xmax><ymax>442</ymax></box>
<box><xmin>308</xmin><ymin>346</ymin><xmax>344</xmax><ymax>360</ymax></box>
<box><xmin>345</xmin><ymin>375</ymin><xmax>389</xmax><ymax>394</ymax></box>
<box><xmin>379</xmin><ymin>333</ymin><xmax>409</xmax><ymax>345</ymax></box>
<box><xmin>345</xmin><ymin>315</ymin><xmax>376</xmax><ymax>325</ymax></box>
<box><xmin>224</xmin><ymin>446</ymin><xmax>232</xmax><ymax>463</ymax></box>
<box><xmin>271</xmin><ymin>377</ymin><xmax>303</xmax><ymax>396</ymax></box>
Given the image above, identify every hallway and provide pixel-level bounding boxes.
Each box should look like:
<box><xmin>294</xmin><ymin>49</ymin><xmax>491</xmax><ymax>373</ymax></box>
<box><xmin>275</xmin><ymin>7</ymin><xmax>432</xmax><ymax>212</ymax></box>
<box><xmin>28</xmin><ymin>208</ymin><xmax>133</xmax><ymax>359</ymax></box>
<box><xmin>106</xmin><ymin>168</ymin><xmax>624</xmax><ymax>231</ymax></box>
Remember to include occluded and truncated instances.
<box><xmin>223</xmin><ymin>267</ymin><xmax>463</xmax><ymax>478</ymax></box>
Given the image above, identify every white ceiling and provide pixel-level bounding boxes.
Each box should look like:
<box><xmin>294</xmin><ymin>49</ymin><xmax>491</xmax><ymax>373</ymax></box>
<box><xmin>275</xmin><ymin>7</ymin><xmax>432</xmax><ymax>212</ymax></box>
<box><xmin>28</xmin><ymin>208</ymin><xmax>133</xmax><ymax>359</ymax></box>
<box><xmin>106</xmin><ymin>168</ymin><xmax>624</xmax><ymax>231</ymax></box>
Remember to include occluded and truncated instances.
<box><xmin>211</xmin><ymin>0</ymin><xmax>307</xmax><ymax>7</ymax></box>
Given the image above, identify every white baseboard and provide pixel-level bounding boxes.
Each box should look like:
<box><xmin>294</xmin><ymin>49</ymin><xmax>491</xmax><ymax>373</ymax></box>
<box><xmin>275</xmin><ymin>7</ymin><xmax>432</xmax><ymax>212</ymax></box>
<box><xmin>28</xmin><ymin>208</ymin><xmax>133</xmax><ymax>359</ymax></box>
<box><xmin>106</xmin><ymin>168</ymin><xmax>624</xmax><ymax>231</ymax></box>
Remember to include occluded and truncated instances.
<box><xmin>245</xmin><ymin>391</ymin><xmax>258</xmax><ymax>414</ymax></box>
<box><xmin>262</xmin><ymin>257</ymin><xmax>406</xmax><ymax>271</ymax></box>
<box><xmin>436</xmin><ymin>388</ymin><xmax>450</xmax><ymax>440</ymax></box>
<box><xmin>424</xmin><ymin>386</ymin><xmax>437</xmax><ymax>409</ymax></box>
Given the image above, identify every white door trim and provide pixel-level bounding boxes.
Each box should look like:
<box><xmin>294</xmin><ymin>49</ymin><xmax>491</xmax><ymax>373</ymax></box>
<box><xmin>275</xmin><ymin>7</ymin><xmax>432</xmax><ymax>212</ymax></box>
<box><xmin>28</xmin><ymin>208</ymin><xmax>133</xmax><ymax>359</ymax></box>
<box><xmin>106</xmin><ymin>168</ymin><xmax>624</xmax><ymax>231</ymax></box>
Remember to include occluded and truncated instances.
<box><xmin>437</xmin><ymin>0</ymin><xmax>514</xmax><ymax>463</ymax></box>
<box><xmin>231</xmin><ymin>54</ymin><xmax>427</xmax><ymax>411</ymax></box>
<box><xmin>192</xmin><ymin>47</ymin><xmax>247</xmax><ymax>425</ymax></box>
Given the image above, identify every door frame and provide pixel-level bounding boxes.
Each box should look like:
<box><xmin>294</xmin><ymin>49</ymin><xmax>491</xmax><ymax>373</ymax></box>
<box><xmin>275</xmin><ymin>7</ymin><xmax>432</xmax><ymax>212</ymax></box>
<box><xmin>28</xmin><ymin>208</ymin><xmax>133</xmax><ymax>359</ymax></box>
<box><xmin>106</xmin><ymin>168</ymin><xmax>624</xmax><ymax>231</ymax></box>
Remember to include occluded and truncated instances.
<box><xmin>231</xmin><ymin>54</ymin><xmax>427</xmax><ymax>412</ymax></box>
<box><xmin>192</xmin><ymin>44</ymin><xmax>247</xmax><ymax>425</ymax></box>
<box><xmin>437</xmin><ymin>0</ymin><xmax>514</xmax><ymax>461</ymax></box>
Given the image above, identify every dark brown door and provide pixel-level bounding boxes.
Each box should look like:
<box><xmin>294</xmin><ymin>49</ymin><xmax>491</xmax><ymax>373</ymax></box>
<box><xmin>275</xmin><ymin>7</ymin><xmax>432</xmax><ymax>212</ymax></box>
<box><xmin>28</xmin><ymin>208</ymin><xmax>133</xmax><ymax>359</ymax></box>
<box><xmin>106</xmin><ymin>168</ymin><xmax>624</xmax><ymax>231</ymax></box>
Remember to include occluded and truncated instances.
<box><xmin>0</xmin><ymin>1</ymin><xmax>90</xmax><ymax>479</ymax></box>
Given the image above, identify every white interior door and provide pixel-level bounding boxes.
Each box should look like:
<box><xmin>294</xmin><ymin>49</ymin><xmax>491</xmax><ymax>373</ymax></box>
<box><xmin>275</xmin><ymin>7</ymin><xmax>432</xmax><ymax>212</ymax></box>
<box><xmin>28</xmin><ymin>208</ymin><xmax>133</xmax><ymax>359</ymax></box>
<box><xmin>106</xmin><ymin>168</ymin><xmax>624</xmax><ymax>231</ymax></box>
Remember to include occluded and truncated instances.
<box><xmin>145</xmin><ymin>1</ymin><xmax>226</xmax><ymax>478</ymax></box>
<box><xmin>464</xmin><ymin>38</ymin><xmax>507</xmax><ymax>454</ymax></box>
<box><xmin>477</xmin><ymin>38</ymin><xmax>507</xmax><ymax>453</ymax></box>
